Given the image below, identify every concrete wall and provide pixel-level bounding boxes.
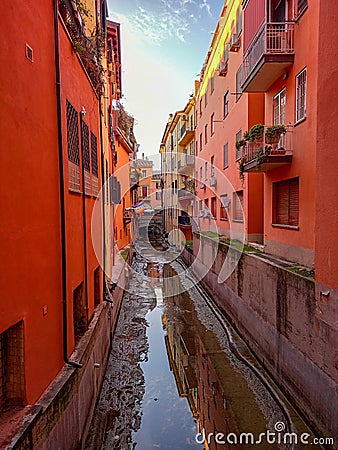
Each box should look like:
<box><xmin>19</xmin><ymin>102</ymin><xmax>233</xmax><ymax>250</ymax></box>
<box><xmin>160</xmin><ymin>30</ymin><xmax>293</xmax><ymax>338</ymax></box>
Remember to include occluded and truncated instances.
<box><xmin>183</xmin><ymin>233</ymin><xmax>338</xmax><ymax>443</ymax></box>
<box><xmin>7</xmin><ymin>255</ymin><xmax>130</xmax><ymax>450</ymax></box>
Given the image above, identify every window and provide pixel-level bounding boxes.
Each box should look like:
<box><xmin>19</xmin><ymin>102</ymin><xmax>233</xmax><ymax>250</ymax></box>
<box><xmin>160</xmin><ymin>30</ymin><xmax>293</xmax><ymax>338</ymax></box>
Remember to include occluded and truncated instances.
<box><xmin>220</xmin><ymin>195</ymin><xmax>229</xmax><ymax>220</ymax></box>
<box><xmin>211</xmin><ymin>75</ymin><xmax>215</xmax><ymax>93</ymax></box>
<box><xmin>199</xmin><ymin>98</ymin><xmax>202</xmax><ymax>116</ymax></box>
<box><xmin>91</xmin><ymin>132</ymin><xmax>98</xmax><ymax>176</ymax></box>
<box><xmin>233</xmin><ymin>190</ymin><xmax>244</xmax><ymax>222</ymax></box>
<box><xmin>205</xmin><ymin>124</ymin><xmax>208</xmax><ymax>144</ymax></box>
<box><xmin>205</xmin><ymin>89</ymin><xmax>208</xmax><ymax>106</ymax></box>
<box><xmin>73</xmin><ymin>282</ymin><xmax>87</xmax><ymax>344</ymax></box>
<box><xmin>190</xmin><ymin>141</ymin><xmax>195</xmax><ymax>155</ymax></box>
<box><xmin>296</xmin><ymin>68</ymin><xmax>306</xmax><ymax>123</ymax></box>
<box><xmin>211</xmin><ymin>114</ymin><xmax>215</xmax><ymax>135</ymax></box>
<box><xmin>211</xmin><ymin>197</ymin><xmax>217</xmax><ymax>218</ymax></box>
<box><xmin>205</xmin><ymin>162</ymin><xmax>208</xmax><ymax>180</ymax></box>
<box><xmin>195</xmin><ymin>140</ymin><xmax>198</xmax><ymax>154</ymax></box>
<box><xmin>0</xmin><ymin>321</ymin><xmax>25</xmax><ymax>411</ymax></box>
<box><xmin>237</xmin><ymin>7</ymin><xmax>243</xmax><ymax>35</ymax></box>
<box><xmin>66</xmin><ymin>100</ymin><xmax>80</xmax><ymax>191</ymax></box>
<box><xmin>142</xmin><ymin>170</ymin><xmax>147</xmax><ymax>178</ymax></box>
<box><xmin>223</xmin><ymin>142</ymin><xmax>228</xmax><ymax>168</ymax></box>
<box><xmin>211</xmin><ymin>156</ymin><xmax>215</xmax><ymax>176</ymax></box>
<box><xmin>223</xmin><ymin>90</ymin><xmax>229</xmax><ymax>117</ymax></box>
<box><xmin>142</xmin><ymin>185</ymin><xmax>148</xmax><ymax>198</ymax></box>
<box><xmin>200</xmin><ymin>133</ymin><xmax>202</xmax><ymax>152</ymax></box>
<box><xmin>94</xmin><ymin>267</ymin><xmax>100</xmax><ymax>307</ymax></box>
<box><xmin>274</xmin><ymin>88</ymin><xmax>286</xmax><ymax>125</ymax></box>
<box><xmin>236</xmin><ymin>66</ymin><xmax>243</xmax><ymax>101</ymax></box>
<box><xmin>156</xmin><ymin>191</ymin><xmax>162</xmax><ymax>200</ymax></box>
<box><xmin>235</xmin><ymin>130</ymin><xmax>242</xmax><ymax>160</ymax></box>
<box><xmin>81</xmin><ymin>117</ymin><xmax>91</xmax><ymax>194</ymax></box>
<box><xmin>199</xmin><ymin>200</ymin><xmax>203</xmax><ymax>212</ymax></box>
<box><xmin>200</xmin><ymin>167</ymin><xmax>203</xmax><ymax>185</ymax></box>
<box><xmin>273</xmin><ymin>178</ymin><xmax>299</xmax><ymax>226</ymax></box>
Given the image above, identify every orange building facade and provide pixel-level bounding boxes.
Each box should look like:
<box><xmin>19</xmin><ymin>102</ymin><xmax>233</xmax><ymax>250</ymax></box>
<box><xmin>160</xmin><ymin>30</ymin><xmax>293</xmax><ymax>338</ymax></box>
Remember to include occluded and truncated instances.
<box><xmin>0</xmin><ymin>0</ymin><xmax>135</xmax><ymax>442</ymax></box>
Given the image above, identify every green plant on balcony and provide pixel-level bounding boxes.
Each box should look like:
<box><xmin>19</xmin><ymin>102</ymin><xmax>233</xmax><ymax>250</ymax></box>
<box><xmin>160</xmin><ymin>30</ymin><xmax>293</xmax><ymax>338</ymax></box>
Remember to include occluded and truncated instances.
<box><xmin>244</xmin><ymin>124</ymin><xmax>264</xmax><ymax>142</ymax></box>
<box><xmin>235</xmin><ymin>139</ymin><xmax>247</xmax><ymax>149</ymax></box>
<box><xmin>265</xmin><ymin>125</ymin><xmax>286</xmax><ymax>144</ymax></box>
<box><xmin>238</xmin><ymin>156</ymin><xmax>247</xmax><ymax>183</ymax></box>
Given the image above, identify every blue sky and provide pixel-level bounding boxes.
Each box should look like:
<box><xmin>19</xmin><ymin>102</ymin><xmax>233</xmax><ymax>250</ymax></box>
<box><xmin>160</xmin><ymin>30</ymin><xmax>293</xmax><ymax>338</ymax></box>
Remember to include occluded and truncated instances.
<box><xmin>107</xmin><ymin>0</ymin><xmax>224</xmax><ymax>166</ymax></box>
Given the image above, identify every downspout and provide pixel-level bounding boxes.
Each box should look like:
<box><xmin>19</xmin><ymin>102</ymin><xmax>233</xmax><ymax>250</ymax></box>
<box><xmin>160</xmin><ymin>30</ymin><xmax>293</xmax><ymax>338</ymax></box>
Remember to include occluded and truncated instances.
<box><xmin>80</xmin><ymin>115</ymin><xmax>90</xmax><ymax>327</ymax></box>
<box><xmin>53</xmin><ymin>0</ymin><xmax>82</xmax><ymax>369</ymax></box>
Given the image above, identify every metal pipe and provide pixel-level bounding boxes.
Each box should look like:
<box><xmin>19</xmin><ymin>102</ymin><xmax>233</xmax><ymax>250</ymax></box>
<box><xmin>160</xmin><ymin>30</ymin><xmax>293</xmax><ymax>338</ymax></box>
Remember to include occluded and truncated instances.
<box><xmin>53</xmin><ymin>0</ymin><xmax>82</xmax><ymax>369</ymax></box>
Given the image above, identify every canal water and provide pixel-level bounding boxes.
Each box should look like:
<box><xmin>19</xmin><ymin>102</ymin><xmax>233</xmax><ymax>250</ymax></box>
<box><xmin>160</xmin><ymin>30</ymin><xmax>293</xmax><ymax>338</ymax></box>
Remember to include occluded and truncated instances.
<box><xmin>86</xmin><ymin>241</ymin><xmax>316</xmax><ymax>449</ymax></box>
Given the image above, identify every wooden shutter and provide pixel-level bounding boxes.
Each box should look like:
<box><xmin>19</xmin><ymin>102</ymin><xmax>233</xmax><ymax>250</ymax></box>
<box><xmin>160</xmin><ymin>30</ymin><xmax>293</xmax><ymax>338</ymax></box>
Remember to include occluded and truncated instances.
<box><xmin>289</xmin><ymin>178</ymin><xmax>299</xmax><ymax>226</ymax></box>
<box><xmin>274</xmin><ymin>178</ymin><xmax>299</xmax><ymax>226</ymax></box>
<box><xmin>234</xmin><ymin>191</ymin><xmax>243</xmax><ymax>221</ymax></box>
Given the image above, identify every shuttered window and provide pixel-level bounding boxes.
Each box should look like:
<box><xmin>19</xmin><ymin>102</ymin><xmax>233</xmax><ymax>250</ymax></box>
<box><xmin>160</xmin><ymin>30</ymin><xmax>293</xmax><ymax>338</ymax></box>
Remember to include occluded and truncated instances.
<box><xmin>273</xmin><ymin>178</ymin><xmax>299</xmax><ymax>226</ymax></box>
<box><xmin>233</xmin><ymin>190</ymin><xmax>244</xmax><ymax>222</ymax></box>
<box><xmin>223</xmin><ymin>142</ymin><xmax>228</xmax><ymax>168</ymax></box>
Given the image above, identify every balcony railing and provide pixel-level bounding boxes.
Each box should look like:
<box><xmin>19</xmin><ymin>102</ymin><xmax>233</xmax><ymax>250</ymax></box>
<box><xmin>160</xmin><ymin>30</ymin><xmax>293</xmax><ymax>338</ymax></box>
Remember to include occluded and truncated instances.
<box><xmin>59</xmin><ymin>0</ymin><xmax>104</xmax><ymax>94</ymax></box>
<box><xmin>178</xmin><ymin>154</ymin><xmax>194</xmax><ymax>173</ymax></box>
<box><xmin>178</xmin><ymin>127</ymin><xmax>194</xmax><ymax>147</ymax></box>
<box><xmin>239</xmin><ymin>127</ymin><xmax>293</xmax><ymax>172</ymax></box>
<box><xmin>242</xmin><ymin>22</ymin><xmax>295</xmax><ymax>92</ymax></box>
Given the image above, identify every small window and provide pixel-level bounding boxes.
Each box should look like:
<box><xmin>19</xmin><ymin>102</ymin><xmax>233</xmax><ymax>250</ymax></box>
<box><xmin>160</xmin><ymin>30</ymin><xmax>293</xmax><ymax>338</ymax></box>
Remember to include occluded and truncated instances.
<box><xmin>211</xmin><ymin>76</ymin><xmax>215</xmax><ymax>93</ymax></box>
<box><xmin>223</xmin><ymin>142</ymin><xmax>228</xmax><ymax>168</ymax></box>
<box><xmin>205</xmin><ymin>89</ymin><xmax>208</xmax><ymax>106</ymax></box>
<box><xmin>233</xmin><ymin>190</ymin><xmax>244</xmax><ymax>222</ymax></box>
<box><xmin>211</xmin><ymin>197</ymin><xmax>217</xmax><ymax>218</ymax></box>
<box><xmin>235</xmin><ymin>130</ymin><xmax>242</xmax><ymax>161</ymax></box>
<box><xmin>25</xmin><ymin>44</ymin><xmax>33</xmax><ymax>62</ymax></box>
<box><xmin>142</xmin><ymin>170</ymin><xmax>147</xmax><ymax>178</ymax></box>
<box><xmin>211</xmin><ymin>113</ymin><xmax>215</xmax><ymax>135</ymax></box>
<box><xmin>211</xmin><ymin>156</ymin><xmax>215</xmax><ymax>176</ymax></box>
<box><xmin>73</xmin><ymin>282</ymin><xmax>87</xmax><ymax>344</ymax></box>
<box><xmin>237</xmin><ymin>7</ymin><xmax>243</xmax><ymax>35</ymax></box>
<box><xmin>94</xmin><ymin>267</ymin><xmax>101</xmax><ymax>307</ymax></box>
<box><xmin>223</xmin><ymin>90</ymin><xmax>229</xmax><ymax>118</ymax></box>
<box><xmin>205</xmin><ymin>124</ymin><xmax>208</xmax><ymax>144</ymax></box>
<box><xmin>199</xmin><ymin>133</ymin><xmax>203</xmax><ymax>152</ymax></box>
<box><xmin>200</xmin><ymin>98</ymin><xmax>203</xmax><ymax>116</ymax></box>
<box><xmin>273</xmin><ymin>178</ymin><xmax>299</xmax><ymax>226</ymax></box>
<box><xmin>236</xmin><ymin>66</ymin><xmax>243</xmax><ymax>101</ymax></box>
<box><xmin>296</xmin><ymin>68</ymin><xmax>306</xmax><ymax>123</ymax></box>
<box><xmin>205</xmin><ymin>162</ymin><xmax>208</xmax><ymax>180</ymax></box>
<box><xmin>220</xmin><ymin>195</ymin><xmax>229</xmax><ymax>220</ymax></box>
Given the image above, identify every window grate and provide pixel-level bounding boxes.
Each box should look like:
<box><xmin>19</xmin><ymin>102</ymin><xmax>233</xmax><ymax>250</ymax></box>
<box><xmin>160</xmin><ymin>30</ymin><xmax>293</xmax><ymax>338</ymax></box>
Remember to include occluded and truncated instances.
<box><xmin>81</xmin><ymin>119</ymin><xmax>90</xmax><ymax>172</ymax></box>
<box><xmin>91</xmin><ymin>132</ymin><xmax>98</xmax><ymax>176</ymax></box>
<box><xmin>66</xmin><ymin>100</ymin><xmax>80</xmax><ymax>165</ymax></box>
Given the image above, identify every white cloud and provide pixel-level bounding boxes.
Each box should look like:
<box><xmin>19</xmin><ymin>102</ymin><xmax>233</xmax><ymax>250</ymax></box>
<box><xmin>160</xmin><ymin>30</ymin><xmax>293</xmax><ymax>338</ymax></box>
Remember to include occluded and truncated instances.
<box><xmin>109</xmin><ymin>12</ymin><xmax>194</xmax><ymax>158</ymax></box>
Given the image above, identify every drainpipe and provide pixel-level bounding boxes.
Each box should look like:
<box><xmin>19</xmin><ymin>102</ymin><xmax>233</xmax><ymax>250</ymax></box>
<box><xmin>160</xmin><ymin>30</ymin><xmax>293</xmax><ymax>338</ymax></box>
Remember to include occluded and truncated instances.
<box><xmin>80</xmin><ymin>115</ymin><xmax>90</xmax><ymax>327</ymax></box>
<box><xmin>53</xmin><ymin>0</ymin><xmax>82</xmax><ymax>369</ymax></box>
<box><xmin>98</xmin><ymin>101</ymin><xmax>107</xmax><ymax>293</ymax></box>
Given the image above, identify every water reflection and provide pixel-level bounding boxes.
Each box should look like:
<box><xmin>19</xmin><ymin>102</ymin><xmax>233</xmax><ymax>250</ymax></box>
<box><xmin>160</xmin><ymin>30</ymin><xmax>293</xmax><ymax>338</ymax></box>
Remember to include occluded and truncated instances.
<box><xmin>86</xmin><ymin>249</ymin><xmax>313</xmax><ymax>450</ymax></box>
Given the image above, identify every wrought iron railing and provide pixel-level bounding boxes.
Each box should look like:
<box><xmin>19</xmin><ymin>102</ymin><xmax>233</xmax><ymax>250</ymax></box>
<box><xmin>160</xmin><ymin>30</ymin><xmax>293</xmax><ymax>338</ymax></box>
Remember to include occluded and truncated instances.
<box><xmin>242</xmin><ymin>22</ymin><xmax>294</xmax><ymax>84</ymax></box>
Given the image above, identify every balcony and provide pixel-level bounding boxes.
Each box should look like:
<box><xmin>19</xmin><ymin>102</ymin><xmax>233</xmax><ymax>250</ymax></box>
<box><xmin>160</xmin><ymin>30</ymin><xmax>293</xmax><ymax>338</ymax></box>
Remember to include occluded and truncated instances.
<box><xmin>178</xmin><ymin>189</ymin><xmax>194</xmax><ymax>202</ymax></box>
<box><xmin>59</xmin><ymin>0</ymin><xmax>104</xmax><ymax>94</ymax></box>
<box><xmin>123</xmin><ymin>209</ymin><xmax>133</xmax><ymax>225</ymax></box>
<box><xmin>178</xmin><ymin>155</ymin><xmax>194</xmax><ymax>174</ymax></box>
<box><xmin>242</xmin><ymin>22</ymin><xmax>295</xmax><ymax>92</ymax></box>
<box><xmin>240</xmin><ymin>128</ymin><xmax>293</xmax><ymax>173</ymax></box>
<box><xmin>178</xmin><ymin>124</ymin><xmax>194</xmax><ymax>147</ymax></box>
<box><xmin>209</xmin><ymin>176</ymin><xmax>217</xmax><ymax>187</ymax></box>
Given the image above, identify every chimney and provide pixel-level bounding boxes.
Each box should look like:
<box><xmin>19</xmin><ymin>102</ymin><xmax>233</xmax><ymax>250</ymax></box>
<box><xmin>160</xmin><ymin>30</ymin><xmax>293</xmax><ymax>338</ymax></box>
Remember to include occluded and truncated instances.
<box><xmin>142</xmin><ymin>153</ymin><xmax>144</xmax><ymax>159</ymax></box>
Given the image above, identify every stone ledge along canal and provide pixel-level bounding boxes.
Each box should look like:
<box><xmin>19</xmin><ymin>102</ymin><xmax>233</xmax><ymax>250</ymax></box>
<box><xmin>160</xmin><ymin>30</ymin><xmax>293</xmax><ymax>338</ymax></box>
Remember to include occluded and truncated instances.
<box><xmin>86</xmin><ymin>240</ymin><xmax>318</xmax><ymax>450</ymax></box>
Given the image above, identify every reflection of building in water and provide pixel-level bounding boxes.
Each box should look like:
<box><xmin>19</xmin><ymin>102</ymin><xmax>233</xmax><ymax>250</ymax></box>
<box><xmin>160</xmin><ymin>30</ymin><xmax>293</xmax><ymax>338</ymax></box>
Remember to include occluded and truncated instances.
<box><xmin>163</xmin><ymin>264</ymin><xmax>240</xmax><ymax>450</ymax></box>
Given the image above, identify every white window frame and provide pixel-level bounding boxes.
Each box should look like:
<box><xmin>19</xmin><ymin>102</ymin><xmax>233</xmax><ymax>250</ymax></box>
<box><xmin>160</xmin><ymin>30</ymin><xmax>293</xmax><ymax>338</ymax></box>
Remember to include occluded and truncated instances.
<box><xmin>296</xmin><ymin>68</ymin><xmax>306</xmax><ymax>123</ymax></box>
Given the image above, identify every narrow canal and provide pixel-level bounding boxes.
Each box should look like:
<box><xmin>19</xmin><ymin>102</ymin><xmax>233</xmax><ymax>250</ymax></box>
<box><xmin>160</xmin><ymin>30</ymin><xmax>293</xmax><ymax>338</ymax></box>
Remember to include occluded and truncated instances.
<box><xmin>86</xmin><ymin>240</ymin><xmax>316</xmax><ymax>449</ymax></box>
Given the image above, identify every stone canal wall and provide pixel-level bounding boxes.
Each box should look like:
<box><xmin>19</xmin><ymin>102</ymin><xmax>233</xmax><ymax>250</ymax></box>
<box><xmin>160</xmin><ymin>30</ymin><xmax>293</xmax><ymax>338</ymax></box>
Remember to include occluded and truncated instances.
<box><xmin>182</xmin><ymin>233</ymin><xmax>338</xmax><ymax>443</ymax></box>
<box><xmin>7</xmin><ymin>253</ymin><xmax>131</xmax><ymax>450</ymax></box>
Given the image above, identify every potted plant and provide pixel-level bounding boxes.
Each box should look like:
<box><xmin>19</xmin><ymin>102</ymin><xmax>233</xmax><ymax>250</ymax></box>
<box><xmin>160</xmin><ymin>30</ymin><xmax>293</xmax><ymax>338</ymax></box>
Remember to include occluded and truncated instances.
<box><xmin>265</xmin><ymin>125</ymin><xmax>286</xmax><ymax>144</ymax></box>
<box><xmin>244</xmin><ymin>124</ymin><xmax>264</xmax><ymax>142</ymax></box>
